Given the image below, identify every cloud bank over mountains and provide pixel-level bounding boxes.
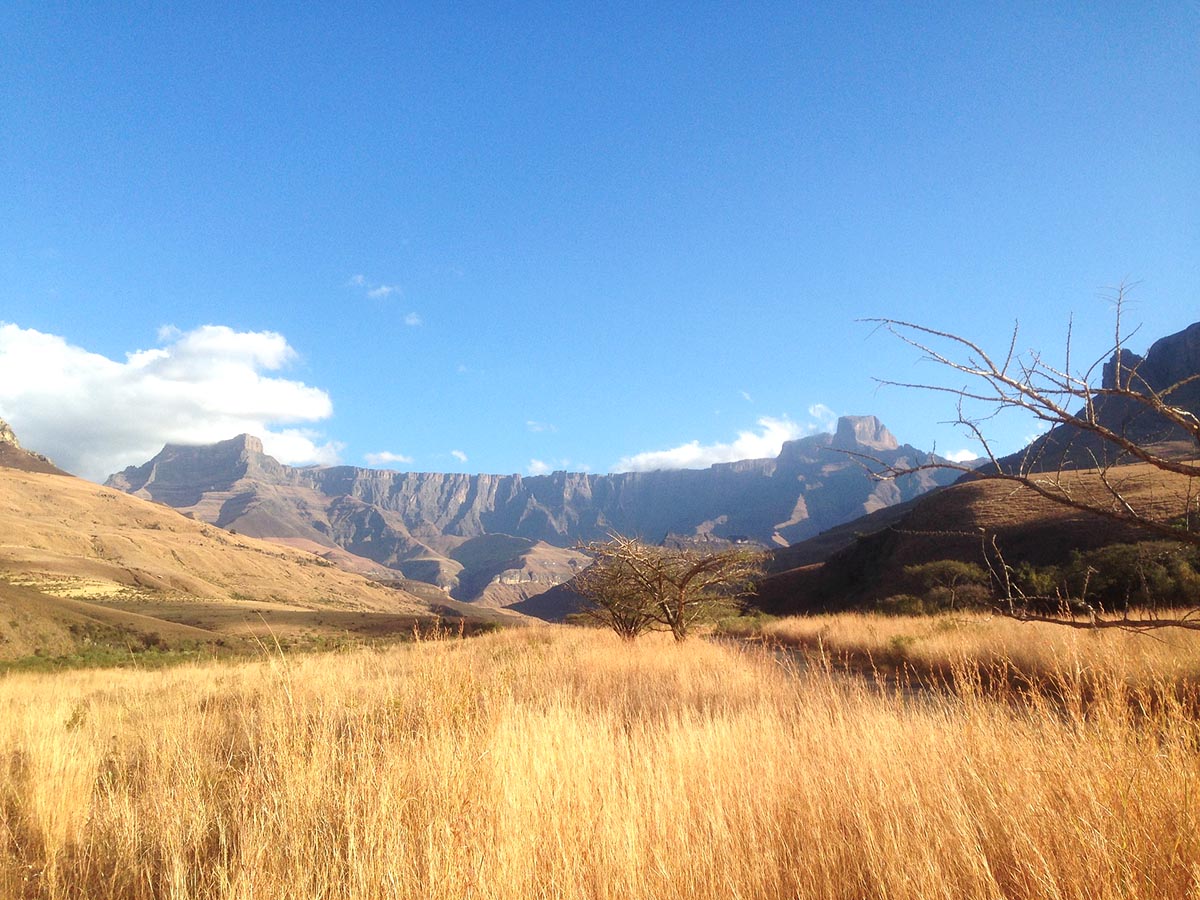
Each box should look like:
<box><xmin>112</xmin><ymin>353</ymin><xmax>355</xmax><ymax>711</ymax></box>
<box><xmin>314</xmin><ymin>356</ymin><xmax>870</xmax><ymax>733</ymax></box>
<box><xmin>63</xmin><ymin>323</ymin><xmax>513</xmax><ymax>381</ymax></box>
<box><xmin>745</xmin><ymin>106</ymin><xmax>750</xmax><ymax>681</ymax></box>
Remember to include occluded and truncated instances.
<box><xmin>363</xmin><ymin>450</ymin><xmax>414</xmax><ymax>467</ymax></box>
<box><xmin>613</xmin><ymin>415</ymin><xmax>821</xmax><ymax>473</ymax></box>
<box><xmin>1</xmin><ymin>320</ymin><xmax>847</xmax><ymax>483</ymax></box>
<box><xmin>0</xmin><ymin>323</ymin><xmax>340</xmax><ymax>480</ymax></box>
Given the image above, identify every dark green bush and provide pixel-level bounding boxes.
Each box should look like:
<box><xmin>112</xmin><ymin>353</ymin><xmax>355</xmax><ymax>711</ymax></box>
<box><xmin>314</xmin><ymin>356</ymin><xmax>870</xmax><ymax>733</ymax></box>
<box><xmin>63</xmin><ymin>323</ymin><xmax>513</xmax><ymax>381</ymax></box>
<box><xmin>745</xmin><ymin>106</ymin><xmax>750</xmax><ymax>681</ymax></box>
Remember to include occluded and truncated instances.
<box><xmin>1062</xmin><ymin>542</ymin><xmax>1200</xmax><ymax>609</ymax></box>
<box><xmin>876</xmin><ymin>594</ymin><xmax>929</xmax><ymax>615</ymax></box>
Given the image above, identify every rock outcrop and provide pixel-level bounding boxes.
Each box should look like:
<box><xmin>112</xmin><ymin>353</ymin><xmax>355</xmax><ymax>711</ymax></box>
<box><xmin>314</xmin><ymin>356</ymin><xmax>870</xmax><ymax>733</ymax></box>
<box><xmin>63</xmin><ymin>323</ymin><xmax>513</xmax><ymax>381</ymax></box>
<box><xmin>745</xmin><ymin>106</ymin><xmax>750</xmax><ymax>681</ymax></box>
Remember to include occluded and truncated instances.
<box><xmin>0</xmin><ymin>418</ymin><xmax>67</xmax><ymax>476</ymax></box>
<box><xmin>831</xmin><ymin>415</ymin><xmax>898</xmax><ymax>452</ymax></box>
<box><xmin>1135</xmin><ymin>321</ymin><xmax>1200</xmax><ymax>394</ymax></box>
<box><xmin>0</xmin><ymin>418</ymin><xmax>20</xmax><ymax>448</ymax></box>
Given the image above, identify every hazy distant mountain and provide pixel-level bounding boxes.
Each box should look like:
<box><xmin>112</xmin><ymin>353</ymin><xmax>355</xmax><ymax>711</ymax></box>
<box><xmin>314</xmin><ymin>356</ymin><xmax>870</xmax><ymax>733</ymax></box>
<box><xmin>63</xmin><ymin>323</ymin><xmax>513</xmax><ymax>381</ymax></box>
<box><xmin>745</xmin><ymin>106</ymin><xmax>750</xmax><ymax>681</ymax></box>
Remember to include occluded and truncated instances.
<box><xmin>106</xmin><ymin>415</ymin><xmax>960</xmax><ymax>605</ymax></box>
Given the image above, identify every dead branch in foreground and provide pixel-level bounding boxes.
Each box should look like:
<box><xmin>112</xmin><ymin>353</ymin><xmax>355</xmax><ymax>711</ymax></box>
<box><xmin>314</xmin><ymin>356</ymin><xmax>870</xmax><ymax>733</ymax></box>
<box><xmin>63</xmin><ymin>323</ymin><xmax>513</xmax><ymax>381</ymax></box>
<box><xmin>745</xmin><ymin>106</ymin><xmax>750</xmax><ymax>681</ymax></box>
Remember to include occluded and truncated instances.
<box><xmin>865</xmin><ymin>286</ymin><xmax>1200</xmax><ymax>628</ymax></box>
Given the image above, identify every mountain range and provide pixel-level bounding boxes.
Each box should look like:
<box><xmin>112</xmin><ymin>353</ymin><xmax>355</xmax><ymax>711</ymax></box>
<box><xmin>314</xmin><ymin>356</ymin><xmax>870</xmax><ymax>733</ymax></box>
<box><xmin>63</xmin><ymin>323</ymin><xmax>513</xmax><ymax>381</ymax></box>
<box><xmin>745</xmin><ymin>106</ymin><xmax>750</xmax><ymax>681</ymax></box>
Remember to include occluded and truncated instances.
<box><xmin>2</xmin><ymin>318</ymin><xmax>1196</xmax><ymax>654</ymax></box>
<box><xmin>105</xmin><ymin>415</ymin><xmax>962</xmax><ymax>607</ymax></box>
<box><xmin>0</xmin><ymin>425</ymin><xmax>521</xmax><ymax>661</ymax></box>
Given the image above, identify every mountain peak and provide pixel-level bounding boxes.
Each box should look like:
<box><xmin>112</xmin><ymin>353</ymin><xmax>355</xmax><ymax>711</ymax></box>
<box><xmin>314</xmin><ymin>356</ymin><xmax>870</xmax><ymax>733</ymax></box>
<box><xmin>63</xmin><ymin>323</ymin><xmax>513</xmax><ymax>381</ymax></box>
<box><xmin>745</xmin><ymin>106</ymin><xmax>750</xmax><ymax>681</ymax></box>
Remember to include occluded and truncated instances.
<box><xmin>831</xmin><ymin>415</ymin><xmax>899</xmax><ymax>452</ymax></box>
<box><xmin>105</xmin><ymin>432</ymin><xmax>279</xmax><ymax>499</ymax></box>
<box><xmin>157</xmin><ymin>433</ymin><xmax>263</xmax><ymax>457</ymax></box>
<box><xmin>228</xmin><ymin>433</ymin><xmax>265</xmax><ymax>456</ymax></box>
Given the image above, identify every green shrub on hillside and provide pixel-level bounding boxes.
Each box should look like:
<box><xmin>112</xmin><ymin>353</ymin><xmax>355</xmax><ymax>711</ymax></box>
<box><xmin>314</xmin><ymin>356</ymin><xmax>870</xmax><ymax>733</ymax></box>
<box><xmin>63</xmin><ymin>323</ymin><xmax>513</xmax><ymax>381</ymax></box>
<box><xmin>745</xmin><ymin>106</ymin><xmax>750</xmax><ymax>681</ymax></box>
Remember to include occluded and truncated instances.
<box><xmin>900</xmin><ymin>560</ymin><xmax>991</xmax><ymax>612</ymax></box>
<box><xmin>1063</xmin><ymin>542</ymin><xmax>1200</xmax><ymax>609</ymax></box>
<box><xmin>1004</xmin><ymin>542</ymin><xmax>1200</xmax><ymax>611</ymax></box>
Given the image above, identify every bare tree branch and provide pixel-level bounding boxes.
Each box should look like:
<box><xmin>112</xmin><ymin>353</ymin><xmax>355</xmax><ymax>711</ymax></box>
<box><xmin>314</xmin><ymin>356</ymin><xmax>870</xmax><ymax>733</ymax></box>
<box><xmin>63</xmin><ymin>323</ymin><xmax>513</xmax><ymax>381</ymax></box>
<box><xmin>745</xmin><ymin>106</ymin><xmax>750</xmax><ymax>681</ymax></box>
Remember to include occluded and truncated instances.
<box><xmin>863</xmin><ymin>286</ymin><xmax>1200</xmax><ymax>629</ymax></box>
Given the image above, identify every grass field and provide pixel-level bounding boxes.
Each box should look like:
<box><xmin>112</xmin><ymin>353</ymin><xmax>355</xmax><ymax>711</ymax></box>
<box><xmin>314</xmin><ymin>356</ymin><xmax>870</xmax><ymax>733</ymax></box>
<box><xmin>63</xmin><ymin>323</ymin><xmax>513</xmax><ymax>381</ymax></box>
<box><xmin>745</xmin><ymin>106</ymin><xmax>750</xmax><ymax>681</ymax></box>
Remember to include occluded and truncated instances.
<box><xmin>1</xmin><ymin>621</ymin><xmax>1198</xmax><ymax>899</ymax></box>
<box><xmin>749</xmin><ymin>610</ymin><xmax>1200</xmax><ymax>689</ymax></box>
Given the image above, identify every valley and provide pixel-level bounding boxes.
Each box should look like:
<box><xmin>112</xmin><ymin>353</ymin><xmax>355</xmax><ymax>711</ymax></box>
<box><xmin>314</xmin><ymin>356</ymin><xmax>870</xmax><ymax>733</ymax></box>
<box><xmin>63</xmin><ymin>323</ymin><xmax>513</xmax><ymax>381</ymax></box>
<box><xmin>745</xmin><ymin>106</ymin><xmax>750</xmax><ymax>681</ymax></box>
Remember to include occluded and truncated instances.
<box><xmin>102</xmin><ymin>415</ymin><xmax>959</xmax><ymax>613</ymax></box>
<box><xmin>0</xmin><ymin>449</ymin><xmax>512</xmax><ymax>663</ymax></box>
<box><xmin>5</xmin><ymin>9</ymin><xmax>1195</xmax><ymax>897</ymax></box>
<box><xmin>0</xmin><ymin>320</ymin><xmax>1197</xmax><ymax>898</ymax></box>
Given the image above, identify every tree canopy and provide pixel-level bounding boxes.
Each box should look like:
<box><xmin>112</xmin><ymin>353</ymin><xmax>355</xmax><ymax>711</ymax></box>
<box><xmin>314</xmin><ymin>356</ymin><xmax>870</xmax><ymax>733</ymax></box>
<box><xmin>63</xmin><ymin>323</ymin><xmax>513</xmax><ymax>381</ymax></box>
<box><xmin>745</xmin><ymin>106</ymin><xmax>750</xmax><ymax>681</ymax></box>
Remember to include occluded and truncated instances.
<box><xmin>572</xmin><ymin>535</ymin><xmax>766</xmax><ymax>640</ymax></box>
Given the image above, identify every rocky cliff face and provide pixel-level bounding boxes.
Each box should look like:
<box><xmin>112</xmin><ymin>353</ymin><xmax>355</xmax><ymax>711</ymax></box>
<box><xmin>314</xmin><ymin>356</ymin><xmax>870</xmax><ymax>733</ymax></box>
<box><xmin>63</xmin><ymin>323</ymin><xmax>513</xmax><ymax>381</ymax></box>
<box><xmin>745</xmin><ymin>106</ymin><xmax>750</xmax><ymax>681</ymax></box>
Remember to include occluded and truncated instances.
<box><xmin>831</xmin><ymin>415</ymin><xmax>898</xmax><ymax>451</ymax></box>
<box><xmin>0</xmin><ymin>419</ymin><xmax>20</xmax><ymax>449</ymax></box>
<box><xmin>107</xmin><ymin>415</ymin><xmax>959</xmax><ymax>603</ymax></box>
<box><xmin>1135</xmin><ymin>321</ymin><xmax>1200</xmax><ymax>393</ymax></box>
<box><xmin>1000</xmin><ymin>320</ymin><xmax>1200</xmax><ymax>473</ymax></box>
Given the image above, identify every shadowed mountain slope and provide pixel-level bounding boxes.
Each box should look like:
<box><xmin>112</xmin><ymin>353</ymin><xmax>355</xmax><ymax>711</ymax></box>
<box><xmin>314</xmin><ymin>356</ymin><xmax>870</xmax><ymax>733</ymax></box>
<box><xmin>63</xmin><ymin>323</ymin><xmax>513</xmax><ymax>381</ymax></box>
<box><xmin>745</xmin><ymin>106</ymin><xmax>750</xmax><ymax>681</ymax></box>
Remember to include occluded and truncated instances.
<box><xmin>755</xmin><ymin>462</ymin><xmax>1196</xmax><ymax>614</ymax></box>
<box><xmin>754</xmin><ymin>319</ymin><xmax>1200</xmax><ymax>615</ymax></box>
<box><xmin>995</xmin><ymin>320</ymin><xmax>1200</xmax><ymax>473</ymax></box>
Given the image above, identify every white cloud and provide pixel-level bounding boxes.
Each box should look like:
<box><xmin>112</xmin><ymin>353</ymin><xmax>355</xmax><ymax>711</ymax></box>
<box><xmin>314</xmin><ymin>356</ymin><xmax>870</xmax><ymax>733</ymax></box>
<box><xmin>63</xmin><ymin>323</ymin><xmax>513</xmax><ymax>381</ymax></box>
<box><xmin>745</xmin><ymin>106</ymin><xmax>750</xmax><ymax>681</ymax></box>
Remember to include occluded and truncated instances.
<box><xmin>450</xmin><ymin>449</ymin><xmax>468</xmax><ymax>463</ymax></box>
<box><xmin>525</xmin><ymin>457</ymin><xmax>582</xmax><ymax>475</ymax></box>
<box><xmin>263</xmin><ymin>431</ymin><xmax>344</xmax><ymax>467</ymax></box>
<box><xmin>403</xmin><ymin>312</ymin><xmax>422</xmax><ymax>326</ymax></box>
<box><xmin>613</xmin><ymin>416</ymin><xmax>810</xmax><ymax>473</ymax></box>
<box><xmin>364</xmin><ymin>450</ymin><xmax>414</xmax><ymax>467</ymax></box>
<box><xmin>350</xmin><ymin>274</ymin><xmax>401</xmax><ymax>299</ymax></box>
<box><xmin>740</xmin><ymin>390</ymin><xmax>753</xmax><ymax>402</ymax></box>
<box><xmin>526</xmin><ymin>420</ymin><xmax>557</xmax><ymax>433</ymax></box>
<box><xmin>0</xmin><ymin>323</ymin><xmax>339</xmax><ymax>481</ymax></box>
<box><xmin>1023</xmin><ymin>422</ymin><xmax>1052</xmax><ymax>444</ymax></box>
<box><xmin>944</xmin><ymin>449</ymin><xmax>980</xmax><ymax>463</ymax></box>
<box><xmin>808</xmin><ymin>403</ymin><xmax>838</xmax><ymax>430</ymax></box>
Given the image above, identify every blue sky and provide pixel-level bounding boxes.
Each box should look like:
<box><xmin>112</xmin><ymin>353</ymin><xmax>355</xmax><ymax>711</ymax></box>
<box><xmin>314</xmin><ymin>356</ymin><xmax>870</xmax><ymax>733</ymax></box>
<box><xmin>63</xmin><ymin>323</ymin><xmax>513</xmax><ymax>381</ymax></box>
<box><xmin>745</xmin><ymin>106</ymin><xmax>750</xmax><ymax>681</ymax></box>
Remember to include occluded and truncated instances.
<box><xmin>2</xmin><ymin>3</ymin><xmax>1197</xmax><ymax>481</ymax></box>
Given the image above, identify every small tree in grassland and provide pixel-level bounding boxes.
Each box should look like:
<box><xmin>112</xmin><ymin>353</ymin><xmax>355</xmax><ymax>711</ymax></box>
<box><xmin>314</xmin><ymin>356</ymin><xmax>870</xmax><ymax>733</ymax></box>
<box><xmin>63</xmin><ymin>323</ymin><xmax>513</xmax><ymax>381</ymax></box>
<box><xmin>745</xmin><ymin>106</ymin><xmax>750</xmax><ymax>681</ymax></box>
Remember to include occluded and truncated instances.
<box><xmin>570</xmin><ymin>547</ymin><xmax>658</xmax><ymax>640</ymax></box>
<box><xmin>903</xmin><ymin>560</ymin><xmax>990</xmax><ymax>611</ymax></box>
<box><xmin>572</xmin><ymin>534</ymin><xmax>767</xmax><ymax>641</ymax></box>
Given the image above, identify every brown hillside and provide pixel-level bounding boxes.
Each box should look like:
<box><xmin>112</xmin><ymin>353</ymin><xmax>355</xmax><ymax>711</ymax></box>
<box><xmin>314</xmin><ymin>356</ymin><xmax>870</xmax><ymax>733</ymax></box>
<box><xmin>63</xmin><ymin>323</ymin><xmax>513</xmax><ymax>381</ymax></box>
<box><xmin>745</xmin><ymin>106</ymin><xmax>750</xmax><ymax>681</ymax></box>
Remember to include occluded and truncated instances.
<box><xmin>0</xmin><ymin>468</ymin><xmax>433</xmax><ymax>614</ymax></box>
<box><xmin>0</xmin><ymin>579</ymin><xmax>221</xmax><ymax>659</ymax></box>
<box><xmin>0</xmin><ymin>438</ymin><xmax>69</xmax><ymax>476</ymax></box>
<box><xmin>757</xmin><ymin>461</ymin><xmax>1197</xmax><ymax>613</ymax></box>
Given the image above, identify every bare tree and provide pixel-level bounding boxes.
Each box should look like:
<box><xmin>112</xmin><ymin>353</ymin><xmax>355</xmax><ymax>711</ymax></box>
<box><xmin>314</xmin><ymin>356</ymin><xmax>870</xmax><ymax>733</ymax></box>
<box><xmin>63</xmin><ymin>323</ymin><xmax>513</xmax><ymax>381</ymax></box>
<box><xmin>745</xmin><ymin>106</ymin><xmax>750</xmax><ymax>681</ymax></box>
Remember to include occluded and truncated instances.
<box><xmin>863</xmin><ymin>287</ymin><xmax>1200</xmax><ymax>628</ymax></box>
<box><xmin>570</xmin><ymin>546</ymin><xmax>658</xmax><ymax>640</ymax></box>
<box><xmin>572</xmin><ymin>534</ymin><xmax>766</xmax><ymax>641</ymax></box>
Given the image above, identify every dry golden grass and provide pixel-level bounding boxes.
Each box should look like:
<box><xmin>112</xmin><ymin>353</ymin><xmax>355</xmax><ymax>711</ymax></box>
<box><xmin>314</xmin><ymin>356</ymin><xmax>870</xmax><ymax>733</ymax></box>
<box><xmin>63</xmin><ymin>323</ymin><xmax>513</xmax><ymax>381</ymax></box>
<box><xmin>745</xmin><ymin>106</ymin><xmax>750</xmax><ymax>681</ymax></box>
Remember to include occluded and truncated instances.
<box><xmin>759</xmin><ymin>610</ymin><xmax>1200</xmax><ymax>687</ymax></box>
<box><xmin>0</xmin><ymin>625</ymin><xmax>1198</xmax><ymax>899</ymax></box>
